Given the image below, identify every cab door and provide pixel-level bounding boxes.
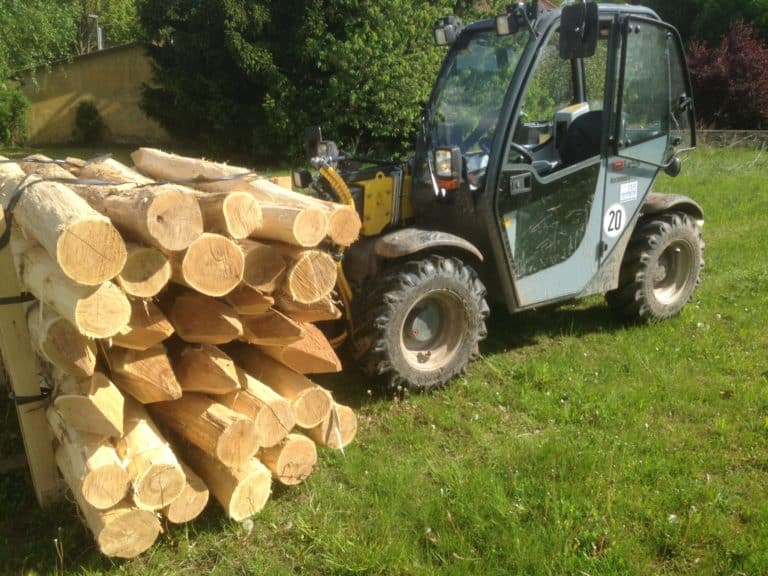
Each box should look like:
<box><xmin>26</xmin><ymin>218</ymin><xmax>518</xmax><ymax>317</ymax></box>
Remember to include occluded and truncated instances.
<box><xmin>600</xmin><ymin>16</ymin><xmax>696</xmax><ymax>260</ymax></box>
<box><xmin>494</xmin><ymin>19</ymin><xmax>617</xmax><ymax>307</ymax></box>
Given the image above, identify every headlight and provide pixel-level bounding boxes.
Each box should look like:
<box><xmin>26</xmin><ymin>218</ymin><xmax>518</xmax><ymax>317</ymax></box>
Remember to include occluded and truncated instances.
<box><xmin>435</xmin><ymin>149</ymin><xmax>454</xmax><ymax>178</ymax></box>
<box><xmin>433</xmin><ymin>147</ymin><xmax>462</xmax><ymax>191</ymax></box>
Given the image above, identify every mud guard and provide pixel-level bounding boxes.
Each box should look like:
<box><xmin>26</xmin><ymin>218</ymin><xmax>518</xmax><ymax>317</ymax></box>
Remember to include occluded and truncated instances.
<box><xmin>642</xmin><ymin>193</ymin><xmax>704</xmax><ymax>222</ymax></box>
<box><xmin>373</xmin><ymin>228</ymin><xmax>484</xmax><ymax>262</ymax></box>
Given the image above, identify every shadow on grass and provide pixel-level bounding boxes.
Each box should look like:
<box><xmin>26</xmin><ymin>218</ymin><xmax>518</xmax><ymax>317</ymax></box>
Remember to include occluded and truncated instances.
<box><xmin>315</xmin><ymin>300</ymin><xmax>627</xmax><ymax>407</ymax></box>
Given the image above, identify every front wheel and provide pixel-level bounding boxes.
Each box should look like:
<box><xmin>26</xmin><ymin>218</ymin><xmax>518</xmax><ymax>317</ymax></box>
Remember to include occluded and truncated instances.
<box><xmin>352</xmin><ymin>255</ymin><xmax>489</xmax><ymax>392</ymax></box>
<box><xmin>606</xmin><ymin>211</ymin><xmax>704</xmax><ymax>321</ymax></box>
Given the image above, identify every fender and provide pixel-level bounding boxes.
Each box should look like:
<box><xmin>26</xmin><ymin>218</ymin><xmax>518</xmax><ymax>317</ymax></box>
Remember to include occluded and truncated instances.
<box><xmin>373</xmin><ymin>227</ymin><xmax>484</xmax><ymax>262</ymax></box>
<box><xmin>642</xmin><ymin>192</ymin><xmax>704</xmax><ymax>223</ymax></box>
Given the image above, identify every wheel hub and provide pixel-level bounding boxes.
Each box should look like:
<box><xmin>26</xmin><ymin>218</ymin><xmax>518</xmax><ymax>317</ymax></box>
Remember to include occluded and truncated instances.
<box><xmin>653</xmin><ymin>241</ymin><xmax>694</xmax><ymax>305</ymax></box>
<box><xmin>400</xmin><ymin>291</ymin><xmax>467</xmax><ymax>372</ymax></box>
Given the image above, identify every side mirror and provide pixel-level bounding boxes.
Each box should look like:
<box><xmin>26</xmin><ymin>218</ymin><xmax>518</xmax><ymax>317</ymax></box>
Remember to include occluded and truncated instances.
<box><xmin>559</xmin><ymin>2</ymin><xmax>599</xmax><ymax>59</ymax></box>
<box><xmin>664</xmin><ymin>155</ymin><xmax>682</xmax><ymax>178</ymax></box>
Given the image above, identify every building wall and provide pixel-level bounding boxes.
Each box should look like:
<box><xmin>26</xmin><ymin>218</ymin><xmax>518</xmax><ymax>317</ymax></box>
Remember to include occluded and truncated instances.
<box><xmin>20</xmin><ymin>44</ymin><xmax>170</xmax><ymax>146</ymax></box>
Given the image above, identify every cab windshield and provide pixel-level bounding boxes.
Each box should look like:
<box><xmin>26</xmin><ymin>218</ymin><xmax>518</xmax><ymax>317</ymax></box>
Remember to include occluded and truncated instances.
<box><xmin>430</xmin><ymin>28</ymin><xmax>530</xmax><ymax>162</ymax></box>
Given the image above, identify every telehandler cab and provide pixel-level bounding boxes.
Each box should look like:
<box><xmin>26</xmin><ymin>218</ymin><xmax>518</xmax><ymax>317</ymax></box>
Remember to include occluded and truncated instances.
<box><xmin>293</xmin><ymin>1</ymin><xmax>703</xmax><ymax>391</ymax></box>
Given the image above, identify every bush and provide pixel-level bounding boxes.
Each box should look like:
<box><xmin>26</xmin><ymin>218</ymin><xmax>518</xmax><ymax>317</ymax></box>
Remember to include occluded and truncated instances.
<box><xmin>0</xmin><ymin>86</ymin><xmax>28</xmax><ymax>146</ymax></box>
<box><xmin>74</xmin><ymin>100</ymin><xmax>106</xmax><ymax>143</ymax></box>
<box><xmin>687</xmin><ymin>21</ymin><xmax>768</xmax><ymax>129</ymax></box>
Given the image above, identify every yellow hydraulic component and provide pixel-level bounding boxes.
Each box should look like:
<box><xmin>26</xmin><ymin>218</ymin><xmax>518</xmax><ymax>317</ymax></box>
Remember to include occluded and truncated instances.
<box><xmin>357</xmin><ymin>172</ymin><xmax>395</xmax><ymax>236</ymax></box>
<box><xmin>319</xmin><ymin>165</ymin><xmax>355</xmax><ymax>208</ymax></box>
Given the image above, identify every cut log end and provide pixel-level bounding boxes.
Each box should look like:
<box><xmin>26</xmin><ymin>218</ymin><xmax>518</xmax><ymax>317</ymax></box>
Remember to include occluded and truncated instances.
<box><xmin>327</xmin><ymin>207</ymin><xmax>362</xmax><ymax>247</ymax></box>
<box><xmin>58</xmin><ymin>220</ymin><xmax>127</xmax><ymax>286</ymax></box>
<box><xmin>260</xmin><ymin>434</ymin><xmax>317</xmax><ymax>486</ymax></box>
<box><xmin>162</xmin><ymin>463</ymin><xmax>209</xmax><ymax>524</ymax></box>
<box><xmin>97</xmin><ymin>506</ymin><xmax>161</xmax><ymax>558</ymax></box>
<box><xmin>133</xmin><ymin>463</ymin><xmax>187</xmax><ymax>511</ymax></box>
<box><xmin>228</xmin><ymin>460</ymin><xmax>272</xmax><ymax>521</ymax></box>
<box><xmin>73</xmin><ymin>282</ymin><xmax>132</xmax><ymax>339</ymax></box>
<box><xmin>283</xmin><ymin>250</ymin><xmax>337</xmax><ymax>305</ymax></box>
<box><xmin>293</xmin><ymin>387</ymin><xmax>333</xmax><ymax>429</ymax></box>
<box><xmin>116</xmin><ymin>246</ymin><xmax>171</xmax><ymax>298</ymax></box>
<box><xmin>80</xmin><ymin>463</ymin><xmax>132</xmax><ymax>511</ymax></box>
<box><xmin>146</xmin><ymin>189</ymin><xmax>204</xmax><ymax>252</ymax></box>
<box><xmin>178</xmin><ymin>233</ymin><xmax>244</xmax><ymax>297</ymax></box>
<box><xmin>217</xmin><ymin>419</ymin><xmax>260</xmax><ymax>468</ymax></box>
<box><xmin>306</xmin><ymin>403</ymin><xmax>358</xmax><ymax>450</ymax></box>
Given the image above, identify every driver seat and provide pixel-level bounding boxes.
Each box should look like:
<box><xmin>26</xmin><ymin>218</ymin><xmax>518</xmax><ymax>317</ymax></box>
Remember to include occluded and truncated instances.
<box><xmin>559</xmin><ymin>110</ymin><xmax>604</xmax><ymax>167</ymax></box>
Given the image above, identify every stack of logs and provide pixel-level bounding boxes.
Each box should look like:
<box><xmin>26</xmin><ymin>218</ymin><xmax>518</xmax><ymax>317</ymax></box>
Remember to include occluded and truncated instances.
<box><xmin>0</xmin><ymin>148</ymin><xmax>359</xmax><ymax>558</ymax></box>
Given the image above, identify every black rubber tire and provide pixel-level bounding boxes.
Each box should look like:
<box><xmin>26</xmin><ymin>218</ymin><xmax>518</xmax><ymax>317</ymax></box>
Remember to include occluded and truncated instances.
<box><xmin>606</xmin><ymin>211</ymin><xmax>704</xmax><ymax>321</ymax></box>
<box><xmin>352</xmin><ymin>255</ymin><xmax>489</xmax><ymax>392</ymax></box>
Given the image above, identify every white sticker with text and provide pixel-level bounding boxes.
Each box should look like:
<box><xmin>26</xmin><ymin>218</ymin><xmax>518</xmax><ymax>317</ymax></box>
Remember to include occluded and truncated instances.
<box><xmin>620</xmin><ymin>181</ymin><xmax>639</xmax><ymax>203</ymax></box>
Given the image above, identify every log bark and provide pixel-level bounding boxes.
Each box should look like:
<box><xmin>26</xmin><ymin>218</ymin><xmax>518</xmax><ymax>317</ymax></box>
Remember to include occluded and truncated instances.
<box><xmin>239</xmin><ymin>239</ymin><xmax>287</xmax><ymax>293</ymax></box>
<box><xmin>170</xmin><ymin>342</ymin><xmax>242</xmax><ymax>395</ymax></box>
<box><xmin>241</xmin><ymin>309</ymin><xmax>304</xmax><ymax>346</ymax></box>
<box><xmin>179</xmin><ymin>443</ymin><xmax>271</xmax><ymax>522</ymax></box>
<box><xmin>106</xmin><ymin>344</ymin><xmax>182</xmax><ymax>404</ymax></box>
<box><xmin>224</xmin><ymin>285</ymin><xmax>275</xmax><ymax>316</ymax></box>
<box><xmin>27</xmin><ymin>303</ymin><xmax>96</xmax><ymax>380</ymax></box>
<box><xmin>131</xmin><ymin>148</ymin><xmax>361</xmax><ymax>244</ymax></box>
<box><xmin>229</xmin><ymin>346</ymin><xmax>332</xmax><ymax>428</ymax></box>
<box><xmin>116</xmin><ymin>399</ymin><xmax>186</xmax><ymax>511</ymax></box>
<box><xmin>47</xmin><ymin>407</ymin><xmax>130</xmax><ymax>510</ymax></box>
<box><xmin>304</xmin><ymin>403</ymin><xmax>358</xmax><ymax>450</ymax></box>
<box><xmin>55</xmin><ymin>440</ymin><xmax>159</xmax><ymax>558</ymax></box>
<box><xmin>1</xmin><ymin>160</ymin><xmax>127</xmax><ymax>285</ymax></box>
<box><xmin>168</xmin><ymin>232</ymin><xmax>244</xmax><ymax>297</ymax></box>
<box><xmin>258</xmin><ymin>323</ymin><xmax>342</xmax><ymax>374</ymax></box>
<box><xmin>196</xmin><ymin>191</ymin><xmax>263</xmax><ymax>239</ymax></box>
<box><xmin>77</xmin><ymin>157</ymin><xmax>153</xmax><ymax>186</ymax></box>
<box><xmin>14</xmin><ymin>242</ymin><xmax>131</xmax><ymax>339</ymax></box>
<box><xmin>19</xmin><ymin>154</ymin><xmax>76</xmax><ymax>180</ymax></box>
<box><xmin>166</xmin><ymin>290</ymin><xmax>243</xmax><ymax>344</ymax></box>
<box><xmin>275</xmin><ymin>247</ymin><xmax>337</xmax><ymax>305</ymax></box>
<box><xmin>53</xmin><ymin>372</ymin><xmax>124</xmax><ymax>438</ymax></box>
<box><xmin>259</xmin><ymin>433</ymin><xmax>317</xmax><ymax>486</ymax></box>
<box><xmin>149</xmin><ymin>394</ymin><xmax>259</xmax><ymax>468</ymax></box>
<box><xmin>218</xmin><ymin>371</ymin><xmax>295</xmax><ymax>448</ymax></box>
<box><xmin>111</xmin><ymin>299</ymin><xmax>175</xmax><ymax>351</ymax></box>
<box><xmin>274</xmin><ymin>293</ymin><xmax>342</xmax><ymax>323</ymax></box>
<box><xmin>72</xmin><ymin>182</ymin><xmax>203</xmax><ymax>252</ymax></box>
<box><xmin>250</xmin><ymin>204</ymin><xmax>327</xmax><ymax>247</ymax></box>
<box><xmin>115</xmin><ymin>244</ymin><xmax>171</xmax><ymax>298</ymax></box>
<box><xmin>161</xmin><ymin>461</ymin><xmax>209</xmax><ymax>524</ymax></box>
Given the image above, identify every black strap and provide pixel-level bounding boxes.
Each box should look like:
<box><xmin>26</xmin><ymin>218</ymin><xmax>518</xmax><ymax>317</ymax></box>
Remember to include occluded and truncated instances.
<box><xmin>9</xmin><ymin>386</ymin><xmax>52</xmax><ymax>406</ymax></box>
<box><xmin>0</xmin><ymin>292</ymin><xmax>35</xmax><ymax>306</ymax></box>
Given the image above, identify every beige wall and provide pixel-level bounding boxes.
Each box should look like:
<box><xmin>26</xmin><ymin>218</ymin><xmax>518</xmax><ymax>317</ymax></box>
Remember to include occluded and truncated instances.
<box><xmin>20</xmin><ymin>44</ymin><xmax>170</xmax><ymax>146</ymax></box>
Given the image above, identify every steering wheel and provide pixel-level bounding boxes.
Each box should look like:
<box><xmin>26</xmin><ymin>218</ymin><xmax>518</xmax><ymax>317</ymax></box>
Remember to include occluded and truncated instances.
<box><xmin>509</xmin><ymin>142</ymin><xmax>534</xmax><ymax>163</ymax></box>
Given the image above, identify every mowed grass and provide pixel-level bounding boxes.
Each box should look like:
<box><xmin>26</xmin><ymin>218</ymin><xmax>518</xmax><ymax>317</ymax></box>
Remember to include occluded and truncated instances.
<box><xmin>0</xmin><ymin>145</ymin><xmax>766</xmax><ymax>575</ymax></box>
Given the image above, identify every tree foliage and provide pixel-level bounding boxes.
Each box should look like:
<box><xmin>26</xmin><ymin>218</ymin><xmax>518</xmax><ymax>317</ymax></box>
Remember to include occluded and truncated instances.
<box><xmin>687</xmin><ymin>21</ymin><xmax>768</xmax><ymax>129</ymax></box>
<box><xmin>138</xmin><ymin>0</ymin><xmax>507</xmax><ymax>160</ymax></box>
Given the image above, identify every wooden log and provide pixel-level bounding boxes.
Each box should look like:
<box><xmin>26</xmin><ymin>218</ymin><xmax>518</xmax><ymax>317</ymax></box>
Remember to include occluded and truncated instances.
<box><xmin>77</xmin><ymin>157</ymin><xmax>153</xmax><ymax>186</ymax></box>
<box><xmin>196</xmin><ymin>191</ymin><xmax>263</xmax><ymax>239</ymax></box>
<box><xmin>55</xmin><ymin>439</ymin><xmax>158</xmax><ymax>558</ymax></box>
<box><xmin>224</xmin><ymin>285</ymin><xmax>275</xmax><ymax>316</ymax></box>
<box><xmin>72</xmin><ymin>183</ymin><xmax>203</xmax><ymax>252</ymax></box>
<box><xmin>53</xmin><ymin>372</ymin><xmax>124</xmax><ymax>438</ymax></box>
<box><xmin>250</xmin><ymin>204</ymin><xmax>327</xmax><ymax>247</ymax></box>
<box><xmin>241</xmin><ymin>309</ymin><xmax>304</xmax><ymax>346</ymax></box>
<box><xmin>19</xmin><ymin>154</ymin><xmax>76</xmax><ymax>180</ymax></box>
<box><xmin>115</xmin><ymin>244</ymin><xmax>171</xmax><ymax>298</ymax></box>
<box><xmin>277</xmin><ymin>247</ymin><xmax>337</xmax><ymax>305</ymax></box>
<box><xmin>274</xmin><ymin>293</ymin><xmax>342</xmax><ymax>323</ymax></box>
<box><xmin>27</xmin><ymin>303</ymin><xmax>96</xmax><ymax>380</ymax></box>
<box><xmin>116</xmin><ymin>399</ymin><xmax>186</xmax><ymax>511</ymax></box>
<box><xmin>1</xmin><ymin>160</ymin><xmax>127</xmax><ymax>285</ymax></box>
<box><xmin>170</xmin><ymin>342</ymin><xmax>242</xmax><ymax>395</ymax></box>
<box><xmin>162</xmin><ymin>461</ymin><xmax>209</xmax><ymax>524</ymax></box>
<box><xmin>149</xmin><ymin>394</ymin><xmax>259</xmax><ymax>467</ymax></box>
<box><xmin>168</xmin><ymin>232</ymin><xmax>244</xmax><ymax>297</ymax></box>
<box><xmin>166</xmin><ymin>290</ymin><xmax>243</xmax><ymax>344</ymax></box>
<box><xmin>239</xmin><ymin>239</ymin><xmax>287</xmax><ymax>293</ymax></box>
<box><xmin>106</xmin><ymin>344</ymin><xmax>182</xmax><ymax>404</ymax></box>
<box><xmin>111</xmin><ymin>299</ymin><xmax>175</xmax><ymax>351</ymax></box>
<box><xmin>15</xmin><ymin>242</ymin><xmax>131</xmax><ymax>339</ymax></box>
<box><xmin>258</xmin><ymin>323</ymin><xmax>342</xmax><ymax>374</ymax></box>
<box><xmin>219</xmin><ymin>371</ymin><xmax>295</xmax><ymax>448</ymax></box>
<box><xmin>131</xmin><ymin>148</ymin><xmax>360</xmax><ymax>244</ymax></box>
<box><xmin>179</xmin><ymin>443</ymin><xmax>271</xmax><ymax>522</ymax></box>
<box><xmin>47</xmin><ymin>407</ymin><xmax>130</xmax><ymax>510</ymax></box>
<box><xmin>304</xmin><ymin>403</ymin><xmax>358</xmax><ymax>450</ymax></box>
<box><xmin>229</xmin><ymin>346</ymin><xmax>332</xmax><ymax>428</ymax></box>
<box><xmin>259</xmin><ymin>433</ymin><xmax>317</xmax><ymax>486</ymax></box>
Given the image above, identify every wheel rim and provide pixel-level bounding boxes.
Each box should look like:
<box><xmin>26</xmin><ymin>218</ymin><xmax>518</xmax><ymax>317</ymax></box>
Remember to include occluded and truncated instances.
<box><xmin>653</xmin><ymin>239</ymin><xmax>695</xmax><ymax>305</ymax></box>
<box><xmin>400</xmin><ymin>291</ymin><xmax>467</xmax><ymax>372</ymax></box>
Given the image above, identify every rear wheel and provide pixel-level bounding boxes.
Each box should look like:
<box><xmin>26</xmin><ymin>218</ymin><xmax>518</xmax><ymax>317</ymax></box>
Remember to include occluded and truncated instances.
<box><xmin>352</xmin><ymin>255</ymin><xmax>489</xmax><ymax>392</ymax></box>
<box><xmin>606</xmin><ymin>211</ymin><xmax>703</xmax><ymax>320</ymax></box>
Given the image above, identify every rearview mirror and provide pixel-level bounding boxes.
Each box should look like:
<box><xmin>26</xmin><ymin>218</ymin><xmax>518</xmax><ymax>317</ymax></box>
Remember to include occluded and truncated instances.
<box><xmin>559</xmin><ymin>2</ymin><xmax>599</xmax><ymax>59</ymax></box>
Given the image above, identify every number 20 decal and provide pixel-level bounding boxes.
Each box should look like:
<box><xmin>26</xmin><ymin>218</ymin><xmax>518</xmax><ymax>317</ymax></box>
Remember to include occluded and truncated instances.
<box><xmin>603</xmin><ymin>203</ymin><xmax>627</xmax><ymax>238</ymax></box>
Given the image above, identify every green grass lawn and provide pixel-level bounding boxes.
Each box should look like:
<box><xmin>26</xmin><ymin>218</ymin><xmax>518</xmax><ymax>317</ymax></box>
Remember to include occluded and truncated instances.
<box><xmin>0</xmin><ymin>145</ymin><xmax>766</xmax><ymax>575</ymax></box>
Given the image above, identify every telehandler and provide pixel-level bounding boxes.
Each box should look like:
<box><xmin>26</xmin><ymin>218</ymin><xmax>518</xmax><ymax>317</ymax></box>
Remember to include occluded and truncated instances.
<box><xmin>293</xmin><ymin>1</ymin><xmax>703</xmax><ymax>391</ymax></box>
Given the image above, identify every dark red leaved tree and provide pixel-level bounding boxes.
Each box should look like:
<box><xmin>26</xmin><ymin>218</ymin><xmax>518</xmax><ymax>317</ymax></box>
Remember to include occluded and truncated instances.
<box><xmin>687</xmin><ymin>20</ymin><xmax>768</xmax><ymax>129</ymax></box>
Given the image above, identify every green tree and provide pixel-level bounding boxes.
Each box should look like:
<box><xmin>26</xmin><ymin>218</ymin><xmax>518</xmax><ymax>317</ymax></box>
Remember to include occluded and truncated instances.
<box><xmin>67</xmin><ymin>0</ymin><xmax>143</xmax><ymax>54</ymax></box>
<box><xmin>138</xmin><ymin>0</ymin><xmax>507</xmax><ymax>161</ymax></box>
